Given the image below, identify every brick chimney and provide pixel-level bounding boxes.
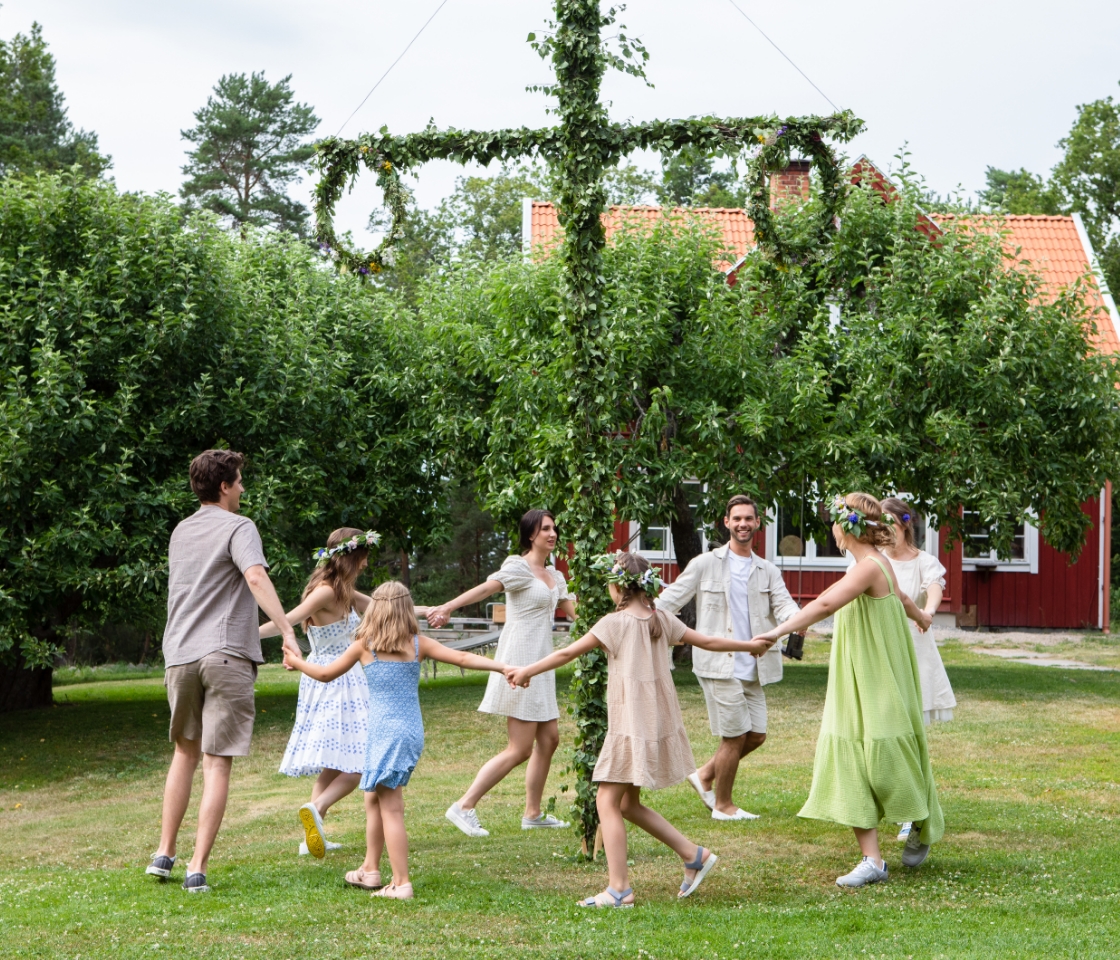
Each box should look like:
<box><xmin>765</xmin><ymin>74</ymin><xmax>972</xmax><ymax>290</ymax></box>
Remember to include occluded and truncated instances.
<box><xmin>769</xmin><ymin>159</ymin><xmax>811</xmax><ymax>210</ymax></box>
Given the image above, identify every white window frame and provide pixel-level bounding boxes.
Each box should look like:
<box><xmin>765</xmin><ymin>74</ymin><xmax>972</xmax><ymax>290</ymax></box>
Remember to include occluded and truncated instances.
<box><xmin>766</xmin><ymin>506</ymin><xmax>940</xmax><ymax>571</ymax></box>
<box><xmin>629</xmin><ymin>482</ymin><xmax>711</xmax><ymax>564</ymax></box>
<box><xmin>960</xmin><ymin>515</ymin><xmax>1039</xmax><ymax>574</ymax></box>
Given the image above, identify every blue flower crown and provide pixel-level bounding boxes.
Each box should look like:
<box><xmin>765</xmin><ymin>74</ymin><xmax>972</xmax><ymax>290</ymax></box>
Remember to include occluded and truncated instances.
<box><xmin>591</xmin><ymin>552</ymin><xmax>664</xmax><ymax>598</ymax></box>
<box><xmin>313</xmin><ymin>530</ymin><xmax>380</xmax><ymax>567</ymax></box>
<box><xmin>827</xmin><ymin>496</ymin><xmax>895</xmax><ymax>540</ymax></box>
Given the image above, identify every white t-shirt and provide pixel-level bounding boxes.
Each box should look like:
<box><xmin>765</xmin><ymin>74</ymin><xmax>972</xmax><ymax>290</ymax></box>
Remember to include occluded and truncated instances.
<box><xmin>727</xmin><ymin>551</ymin><xmax>756</xmax><ymax>681</ymax></box>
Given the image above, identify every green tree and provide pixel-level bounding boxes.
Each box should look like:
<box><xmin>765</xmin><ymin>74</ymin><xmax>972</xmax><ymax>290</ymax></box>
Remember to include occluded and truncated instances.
<box><xmin>0</xmin><ymin>172</ymin><xmax>441</xmax><ymax>712</ymax></box>
<box><xmin>1053</xmin><ymin>86</ymin><xmax>1120</xmax><ymax>297</ymax></box>
<box><xmin>0</xmin><ymin>22</ymin><xmax>109</xmax><ymax>177</ymax></box>
<box><xmin>978</xmin><ymin>166</ymin><xmax>1063</xmax><ymax>215</ymax></box>
<box><xmin>181</xmin><ymin>72</ymin><xmax>319</xmax><ymax>235</ymax></box>
<box><xmin>658</xmin><ymin>144</ymin><xmax>746</xmax><ymax>207</ymax></box>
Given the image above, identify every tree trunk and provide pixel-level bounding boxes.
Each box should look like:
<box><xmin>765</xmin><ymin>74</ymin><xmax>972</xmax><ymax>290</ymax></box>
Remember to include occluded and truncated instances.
<box><xmin>669</xmin><ymin>484</ymin><xmax>701</xmax><ymax>664</ymax></box>
<box><xmin>0</xmin><ymin>650</ymin><xmax>53</xmax><ymax>713</ymax></box>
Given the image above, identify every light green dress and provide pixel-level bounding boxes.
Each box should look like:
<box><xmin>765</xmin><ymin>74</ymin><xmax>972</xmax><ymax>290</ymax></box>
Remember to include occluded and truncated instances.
<box><xmin>799</xmin><ymin>557</ymin><xmax>944</xmax><ymax>846</ymax></box>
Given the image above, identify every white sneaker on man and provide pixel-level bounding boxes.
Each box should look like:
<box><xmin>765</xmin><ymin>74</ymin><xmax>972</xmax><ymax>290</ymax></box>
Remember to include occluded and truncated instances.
<box><xmin>686</xmin><ymin>772</ymin><xmax>716</xmax><ymax>811</ymax></box>
<box><xmin>711</xmin><ymin>807</ymin><xmax>759</xmax><ymax>821</ymax></box>
<box><xmin>446</xmin><ymin>802</ymin><xmax>489</xmax><ymax>837</ymax></box>
<box><xmin>836</xmin><ymin>857</ymin><xmax>888</xmax><ymax>888</ymax></box>
<box><xmin>299</xmin><ymin>840</ymin><xmax>342</xmax><ymax>856</ymax></box>
<box><xmin>521</xmin><ymin>813</ymin><xmax>570</xmax><ymax>829</ymax></box>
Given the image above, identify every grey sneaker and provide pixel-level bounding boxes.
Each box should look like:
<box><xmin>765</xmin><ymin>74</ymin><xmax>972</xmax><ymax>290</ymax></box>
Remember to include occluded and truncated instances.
<box><xmin>182</xmin><ymin>871</ymin><xmax>210</xmax><ymax>893</ymax></box>
<box><xmin>522</xmin><ymin>813</ymin><xmax>570</xmax><ymax>830</ymax></box>
<box><xmin>836</xmin><ymin>857</ymin><xmax>888</xmax><ymax>888</ymax></box>
<box><xmin>901</xmin><ymin>827</ymin><xmax>931</xmax><ymax>867</ymax></box>
<box><xmin>446</xmin><ymin>802</ymin><xmax>489</xmax><ymax>837</ymax></box>
<box><xmin>145</xmin><ymin>853</ymin><xmax>176</xmax><ymax>879</ymax></box>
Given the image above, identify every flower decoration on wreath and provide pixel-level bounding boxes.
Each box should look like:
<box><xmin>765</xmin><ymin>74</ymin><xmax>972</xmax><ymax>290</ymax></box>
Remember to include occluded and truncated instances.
<box><xmin>313</xmin><ymin>530</ymin><xmax>381</xmax><ymax>567</ymax></box>
<box><xmin>826</xmin><ymin>496</ymin><xmax>894</xmax><ymax>540</ymax></box>
<box><xmin>590</xmin><ymin>552</ymin><xmax>664</xmax><ymax>598</ymax></box>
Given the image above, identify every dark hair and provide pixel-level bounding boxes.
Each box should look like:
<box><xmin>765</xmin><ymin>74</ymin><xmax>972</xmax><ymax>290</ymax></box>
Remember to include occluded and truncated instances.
<box><xmin>881</xmin><ymin>497</ymin><xmax>918</xmax><ymax>549</ymax></box>
<box><xmin>609</xmin><ymin>551</ymin><xmax>664</xmax><ymax>642</ymax></box>
<box><xmin>189</xmin><ymin>449</ymin><xmax>244</xmax><ymax>503</ymax></box>
<box><xmin>518</xmin><ymin>509</ymin><xmax>556</xmax><ymax>554</ymax></box>
<box><xmin>724</xmin><ymin>494</ymin><xmax>758</xmax><ymax>519</ymax></box>
<box><xmin>301</xmin><ymin>527</ymin><xmax>369</xmax><ymax>627</ymax></box>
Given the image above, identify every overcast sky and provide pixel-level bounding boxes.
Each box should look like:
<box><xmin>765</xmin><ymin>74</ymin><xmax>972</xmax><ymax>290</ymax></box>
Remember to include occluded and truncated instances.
<box><xmin>8</xmin><ymin>1</ymin><xmax>1120</xmax><ymax>241</ymax></box>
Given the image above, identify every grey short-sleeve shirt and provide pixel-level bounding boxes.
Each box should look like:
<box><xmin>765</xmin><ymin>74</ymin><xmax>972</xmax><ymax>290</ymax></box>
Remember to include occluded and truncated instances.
<box><xmin>163</xmin><ymin>505</ymin><xmax>269</xmax><ymax>667</ymax></box>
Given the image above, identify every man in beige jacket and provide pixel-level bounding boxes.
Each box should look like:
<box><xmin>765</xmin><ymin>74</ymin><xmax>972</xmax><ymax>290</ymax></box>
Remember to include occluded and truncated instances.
<box><xmin>656</xmin><ymin>494</ymin><xmax>799</xmax><ymax>820</ymax></box>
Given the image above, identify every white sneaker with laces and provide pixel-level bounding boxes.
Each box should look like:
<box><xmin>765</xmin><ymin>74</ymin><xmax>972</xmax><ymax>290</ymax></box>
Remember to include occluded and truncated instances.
<box><xmin>901</xmin><ymin>827</ymin><xmax>931</xmax><ymax>867</ymax></box>
<box><xmin>836</xmin><ymin>857</ymin><xmax>888</xmax><ymax>888</ymax></box>
<box><xmin>299</xmin><ymin>840</ymin><xmax>342</xmax><ymax>856</ymax></box>
<box><xmin>522</xmin><ymin>813</ymin><xmax>570</xmax><ymax>830</ymax></box>
<box><xmin>446</xmin><ymin>802</ymin><xmax>489</xmax><ymax>837</ymax></box>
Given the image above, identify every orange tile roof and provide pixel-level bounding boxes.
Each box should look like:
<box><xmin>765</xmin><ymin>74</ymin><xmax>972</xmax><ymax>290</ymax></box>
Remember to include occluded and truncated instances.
<box><xmin>526</xmin><ymin>201</ymin><xmax>1120</xmax><ymax>354</ymax></box>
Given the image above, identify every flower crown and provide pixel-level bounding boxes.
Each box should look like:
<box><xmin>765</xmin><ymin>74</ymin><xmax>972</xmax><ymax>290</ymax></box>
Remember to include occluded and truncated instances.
<box><xmin>591</xmin><ymin>553</ymin><xmax>664</xmax><ymax>598</ymax></box>
<box><xmin>827</xmin><ymin>497</ymin><xmax>895</xmax><ymax>539</ymax></box>
<box><xmin>313</xmin><ymin>531</ymin><xmax>380</xmax><ymax>567</ymax></box>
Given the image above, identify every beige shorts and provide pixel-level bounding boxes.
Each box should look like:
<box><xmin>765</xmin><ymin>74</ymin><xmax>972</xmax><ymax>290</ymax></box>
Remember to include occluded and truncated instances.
<box><xmin>696</xmin><ymin>676</ymin><xmax>767</xmax><ymax>738</ymax></box>
<box><xmin>165</xmin><ymin>652</ymin><xmax>257</xmax><ymax>756</ymax></box>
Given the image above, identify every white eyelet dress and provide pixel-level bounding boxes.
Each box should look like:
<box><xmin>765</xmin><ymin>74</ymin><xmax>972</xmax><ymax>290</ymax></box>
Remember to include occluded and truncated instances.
<box><xmin>477</xmin><ymin>555</ymin><xmax>569</xmax><ymax>722</ymax></box>
<box><xmin>278</xmin><ymin>610</ymin><xmax>369</xmax><ymax>776</ymax></box>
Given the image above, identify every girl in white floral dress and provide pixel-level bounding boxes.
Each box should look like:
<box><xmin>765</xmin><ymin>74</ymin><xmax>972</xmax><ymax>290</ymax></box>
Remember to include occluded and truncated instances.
<box><xmin>428</xmin><ymin>509</ymin><xmax>577</xmax><ymax>837</ymax></box>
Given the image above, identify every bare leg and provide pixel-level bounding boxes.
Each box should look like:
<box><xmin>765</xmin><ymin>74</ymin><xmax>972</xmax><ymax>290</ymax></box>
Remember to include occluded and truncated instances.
<box><xmin>156</xmin><ymin>737</ymin><xmax>201</xmax><ymax>858</ymax></box>
<box><xmin>310</xmin><ymin>768</ymin><xmax>341</xmax><ymax>804</ymax></box>
<box><xmin>699</xmin><ymin>734</ymin><xmax>745</xmax><ymax>813</ymax></box>
<box><xmin>619</xmin><ymin>784</ymin><xmax>711</xmax><ymax>888</ymax></box>
<box><xmin>362</xmin><ymin>790</ymin><xmax>385</xmax><ymax>873</ymax></box>
<box><xmin>312</xmin><ymin>771</ymin><xmax>361</xmax><ymax>817</ymax></box>
<box><xmin>595</xmin><ymin>782</ymin><xmax>634</xmax><ymax>897</ymax></box>
<box><xmin>457</xmin><ymin>718</ymin><xmax>538</xmax><ymax>810</ymax></box>
<box><xmin>188</xmin><ymin>754</ymin><xmax>233</xmax><ymax>875</ymax></box>
<box><xmin>377</xmin><ymin>786</ymin><xmax>409</xmax><ymax>886</ymax></box>
<box><xmin>522</xmin><ymin>719</ymin><xmax>559</xmax><ymax>819</ymax></box>
<box><xmin>854</xmin><ymin>827</ymin><xmax>883</xmax><ymax>867</ymax></box>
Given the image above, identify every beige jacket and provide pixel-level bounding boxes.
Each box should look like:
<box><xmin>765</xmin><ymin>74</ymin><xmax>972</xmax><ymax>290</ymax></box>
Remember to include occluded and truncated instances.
<box><xmin>655</xmin><ymin>544</ymin><xmax>800</xmax><ymax>684</ymax></box>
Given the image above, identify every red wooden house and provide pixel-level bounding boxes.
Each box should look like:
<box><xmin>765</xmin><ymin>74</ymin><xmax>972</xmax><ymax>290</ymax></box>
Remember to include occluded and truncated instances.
<box><xmin>524</xmin><ymin>159</ymin><xmax>1120</xmax><ymax>630</ymax></box>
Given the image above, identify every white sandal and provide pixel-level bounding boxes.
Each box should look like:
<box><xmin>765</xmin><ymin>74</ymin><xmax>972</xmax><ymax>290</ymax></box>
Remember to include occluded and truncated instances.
<box><xmin>678</xmin><ymin>847</ymin><xmax>718</xmax><ymax>898</ymax></box>
<box><xmin>578</xmin><ymin>886</ymin><xmax>634</xmax><ymax>908</ymax></box>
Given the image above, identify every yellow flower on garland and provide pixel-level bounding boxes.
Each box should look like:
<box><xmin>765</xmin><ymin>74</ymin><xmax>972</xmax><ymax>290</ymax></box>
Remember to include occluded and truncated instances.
<box><xmin>370</xmin><ymin>262</ymin><xmax>382</xmax><ymax>273</ymax></box>
<box><xmin>360</xmin><ymin>145</ymin><xmax>369</xmax><ymax>154</ymax></box>
<box><xmin>382</xmin><ymin>161</ymin><xmax>392</xmax><ymax>172</ymax></box>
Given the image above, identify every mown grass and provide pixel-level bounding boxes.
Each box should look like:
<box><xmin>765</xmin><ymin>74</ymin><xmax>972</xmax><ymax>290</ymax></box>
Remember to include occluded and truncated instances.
<box><xmin>1</xmin><ymin>640</ymin><xmax>1117</xmax><ymax>959</ymax></box>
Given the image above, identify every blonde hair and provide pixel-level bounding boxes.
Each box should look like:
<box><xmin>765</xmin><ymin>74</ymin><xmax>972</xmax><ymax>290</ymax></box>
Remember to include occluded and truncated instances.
<box><xmin>836</xmin><ymin>492</ymin><xmax>896</xmax><ymax>549</ymax></box>
<box><xmin>609</xmin><ymin>551</ymin><xmax>664</xmax><ymax>642</ymax></box>
<box><xmin>880</xmin><ymin>497</ymin><xmax>918</xmax><ymax>549</ymax></box>
<box><xmin>301</xmin><ymin>527</ymin><xmax>369</xmax><ymax>628</ymax></box>
<box><xmin>355</xmin><ymin>580</ymin><xmax>419</xmax><ymax>656</ymax></box>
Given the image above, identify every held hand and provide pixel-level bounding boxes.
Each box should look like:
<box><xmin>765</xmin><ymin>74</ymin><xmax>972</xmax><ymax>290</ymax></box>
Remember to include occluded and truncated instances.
<box><xmin>742</xmin><ymin>638</ymin><xmax>773</xmax><ymax>657</ymax></box>
<box><xmin>426</xmin><ymin>605</ymin><xmax>451</xmax><ymax>629</ymax></box>
<box><xmin>282</xmin><ymin>647</ymin><xmax>304</xmax><ymax>672</ymax></box>
<box><xmin>916</xmin><ymin>610</ymin><xmax>934</xmax><ymax>633</ymax></box>
<box><xmin>508</xmin><ymin>667</ymin><xmax>532</xmax><ymax>688</ymax></box>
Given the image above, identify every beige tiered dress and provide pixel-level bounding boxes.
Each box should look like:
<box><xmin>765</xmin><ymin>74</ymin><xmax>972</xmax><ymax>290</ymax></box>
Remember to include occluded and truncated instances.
<box><xmin>590</xmin><ymin>609</ymin><xmax>695</xmax><ymax>789</ymax></box>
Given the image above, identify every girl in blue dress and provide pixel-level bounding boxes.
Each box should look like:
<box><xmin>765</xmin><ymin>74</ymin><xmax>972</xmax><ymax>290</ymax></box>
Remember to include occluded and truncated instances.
<box><xmin>284</xmin><ymin>580</ymin><xmax>514</xmax><ymax>899</ymax></box>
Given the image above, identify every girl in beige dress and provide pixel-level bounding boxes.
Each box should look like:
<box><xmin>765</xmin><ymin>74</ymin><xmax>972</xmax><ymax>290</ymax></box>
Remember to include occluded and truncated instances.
<box><xmin>510</xmin><ymin>551</ymin><xmax>771</xmax><ymax>908</ymax></box>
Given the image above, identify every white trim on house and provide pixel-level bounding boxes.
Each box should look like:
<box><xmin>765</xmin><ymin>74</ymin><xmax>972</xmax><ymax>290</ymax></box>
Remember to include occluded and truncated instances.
<box><xmin>1071</xmin><ymin>212</ymin><xmax>1120</xmax><ymax>332</ymax></box>
<box><xmin>1099</xmin><ymin>487</ymin><xmax>1107</xmax><ymax>629</ymax></box>
<box><xmin>960</xmin><ymin>520</ymin><xmax>1039</xmax><ymax>575</ymax></box>
<box><xmin>521</xmin><ymin>197</ymin><xmax>534</xmax><ymax>262</ymax></box>
<box><xmin>765</xmin><ymin>509</ymin><xmax>939</xmax><ymax>572</ymax></box>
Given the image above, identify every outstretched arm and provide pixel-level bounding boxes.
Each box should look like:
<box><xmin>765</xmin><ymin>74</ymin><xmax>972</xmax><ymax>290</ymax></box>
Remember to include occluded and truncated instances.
<box><xmin>683</xmin><ymin>626</ymin><xmax>774</xmax><ymax>657</ymax></box>
<box><xmin>283</xmin><ymin>639</ymin><xmax>364</xmax><ymax>682</ymax></box>
<box><xmin>426</xmin><ymin>580</ymin><xmax>504</xmax><ymax>627</ymax></box>
<box><xmin>245</xmin><ymin>565</ymin><xmax>298</xmax><ymax>657</ymax></box>
<box><xmin>417</xmin><ymin>635</ymin><xmax>509</xmax><ymax>675</ymax></box>
<box><xmin>260</xmin><ymin>584</ymin><xmax>335</xmax><ymax>638</ymax></box>
<box><xmin>508</xmin><ymin>633</ymin><xmax>602</xmax><ymax>688</ymax></box>
<box><xmin>751</xmin><ymin>560</ymin><xmax>885</xmax><ymax>641</ymax></box>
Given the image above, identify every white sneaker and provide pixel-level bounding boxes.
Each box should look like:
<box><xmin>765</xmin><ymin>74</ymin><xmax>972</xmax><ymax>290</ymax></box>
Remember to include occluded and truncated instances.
<box><xmin>686</xmin><ymin>772</ymin><xmax>716</xmax><ymax>811</ymax></box>
<box><xmin>836</xmin><ymin>857</ymin><xmax>888</xmax><ymax>888</ymax></box>
<box><xmin>897</xmin><ymin>822</ymin><xmax>913</xmax><ymax>841</ymax></box>
<box><xmin>446</xmin><ymin>802</ymin><xmax>489</xmax><ymax>837</ymax></box>
<box><xmin>522</xmin><ymin>813</ymin><xmax>570</xmax><ymax>830</ymax></box>
<box><xmin>711</xmin><ymin>807</ymin><xmax>760</xmax><ymax>821</ymax></box>
<box><xmin>901</xmin><ymin>827</ymin><xmax>931</xmax><ymax>868</ymax></box>
<box><xmin>299</xmin><ymin>840</ymin><xmax>342</xmax><ymax>856</ymax></box>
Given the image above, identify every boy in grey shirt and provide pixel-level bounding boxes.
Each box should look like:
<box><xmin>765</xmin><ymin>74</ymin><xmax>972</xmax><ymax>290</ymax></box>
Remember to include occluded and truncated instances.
<box><xmin>147</xmin><ymin>450</ymin><xmax>296</xmax><ymax>893</ymax></box>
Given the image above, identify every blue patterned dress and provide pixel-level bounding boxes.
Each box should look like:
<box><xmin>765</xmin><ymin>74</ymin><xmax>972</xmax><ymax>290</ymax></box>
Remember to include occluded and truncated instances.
<box><xmin>279</xmin><ymin>611</ymin><xmax>369</xmax><ymax>777</ymax></box>
<box><xmin>360</xmin><ymin>636</ymin><xmax>424</xmax><ymax>791</ymax></box>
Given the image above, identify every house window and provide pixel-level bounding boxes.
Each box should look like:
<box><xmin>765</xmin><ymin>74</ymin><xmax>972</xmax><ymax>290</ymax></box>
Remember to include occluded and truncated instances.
<box><xmin>960</xmin><ymin>512</ymin><xmax>1038</xmax><ymax>573</ymax></box>
<box><xmin>630</xmin><ymin>481</ymin><xmax>706</xmax><ymax>563</ymax></box>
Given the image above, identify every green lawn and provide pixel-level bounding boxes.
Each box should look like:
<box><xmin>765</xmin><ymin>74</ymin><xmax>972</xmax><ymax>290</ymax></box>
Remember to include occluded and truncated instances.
<box><xmin>1</xmin><ymin>640</ymin><xmax>1117</xmax><ymax>959</ymax></box>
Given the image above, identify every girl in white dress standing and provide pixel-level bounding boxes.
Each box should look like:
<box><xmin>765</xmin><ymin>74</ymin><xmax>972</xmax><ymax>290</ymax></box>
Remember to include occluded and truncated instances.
<box><xmin>879</xmin><ymin>497</ymin><xmax>957</xmax><ymax>841</ymax></box>
<box><xmin>263</xmin><ymin>528</ymin><xmax>434</xmax><ymax>857</ymax></box>
<box><xmin>427</xmin><ymin>509</ymin><xmax>577</xmax><ymax>837</ymax></box>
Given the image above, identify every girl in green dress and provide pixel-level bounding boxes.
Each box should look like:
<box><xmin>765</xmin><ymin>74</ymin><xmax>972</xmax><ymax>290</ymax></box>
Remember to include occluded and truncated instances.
<box><xmin>751</xmin><ymin>493</ymin><xmax>944</xmax><ymax>888</ymax></box>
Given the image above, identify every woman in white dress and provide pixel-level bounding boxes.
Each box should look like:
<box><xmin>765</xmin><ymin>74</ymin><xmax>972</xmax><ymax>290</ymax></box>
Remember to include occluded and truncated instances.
<box><xmin>428</xmin><ymin>509</ymin><xmax>577</xmax><ymax>837</ymax></box>
<box><xmin>880</xmin><ymin>497</ymin><xmax>957</xmax><ymax>842</ymax></box>
<box><xmin>263</xmin><ymin>528</ymin><xmax>435</xmax><ymax>856</ymax></box>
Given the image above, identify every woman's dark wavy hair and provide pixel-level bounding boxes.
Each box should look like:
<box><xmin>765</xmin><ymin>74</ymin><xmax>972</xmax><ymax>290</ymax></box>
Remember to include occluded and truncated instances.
<box><xmin>518</xmin><ymin>508</ymin><xmax>556</xmax><ymax>554</ymax></box>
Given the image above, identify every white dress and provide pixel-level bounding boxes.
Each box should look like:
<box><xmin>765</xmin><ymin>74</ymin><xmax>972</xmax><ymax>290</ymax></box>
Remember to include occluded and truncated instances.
<box><xmin>278</xmin><ymin>610</ymin><xmax>370</xmax><ymax>776</ymax></box>
<box><xmin>477</xmin><ymin>555</ymin><xmax>569</xmax><ymax>722</ymax></box>
<box><xmin>886</xmin><ymin>551</ymin><xmax>957</xmax><ymax>724</ymax></box>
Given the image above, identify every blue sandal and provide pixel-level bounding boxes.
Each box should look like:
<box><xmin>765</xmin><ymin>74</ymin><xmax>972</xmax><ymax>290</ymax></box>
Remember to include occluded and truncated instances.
<box><xmin>579</xmin><ymin>886</ymin><xmax>635</xmax><ymax>908</ymax></box>
<box><xmin>678</xmin><ymin>847</ymin><xmax>718</xmax><ymax>898</ymax></box>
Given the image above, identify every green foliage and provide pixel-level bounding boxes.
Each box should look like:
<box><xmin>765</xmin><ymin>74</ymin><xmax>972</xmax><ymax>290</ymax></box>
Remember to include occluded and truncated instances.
<box><xmin>979</xmin><ymin>166</ymin><xmax>1064</xmax><ymax>215</ymax></box>
<box><xmin>181</xmin><ymin>72</ymin><xmax>319</xmax><ymax>235</ymax></box>
<box><xmin>0</xmin><ymin>173</ymin><xmax>440</xmax><ymax>692</ymax></box>
<box><xmin>0</xmin><ymin>21</ymin><xmax>109</xmax><ymax>177</ymax></box>
<box><xmin>658</xmin><ymin>145</ymin><xmax>746</xmax><ymax>207</ymax></box>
